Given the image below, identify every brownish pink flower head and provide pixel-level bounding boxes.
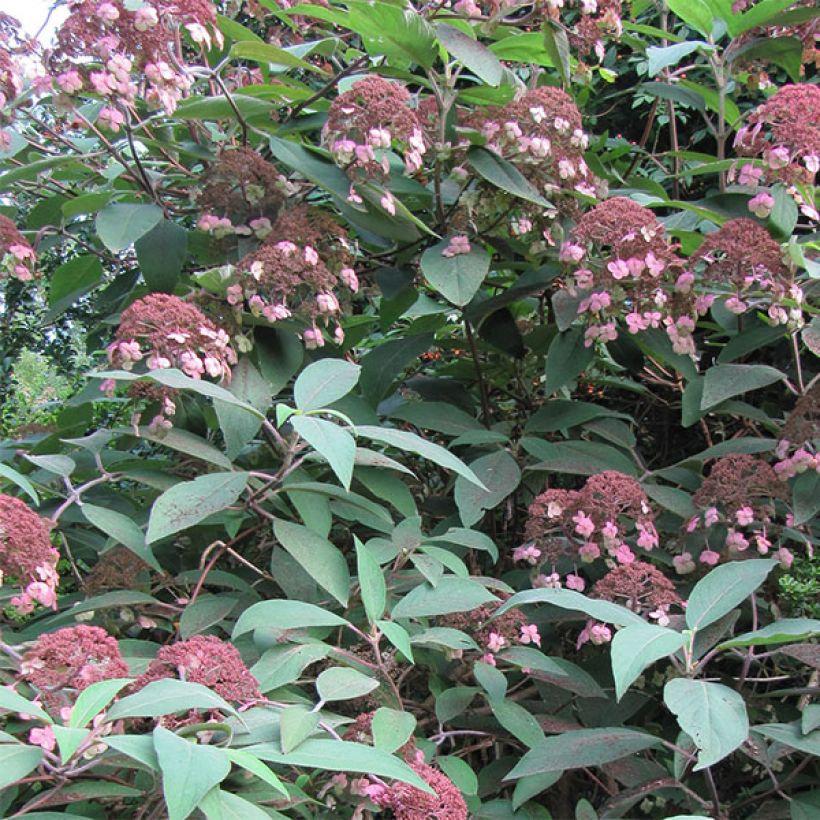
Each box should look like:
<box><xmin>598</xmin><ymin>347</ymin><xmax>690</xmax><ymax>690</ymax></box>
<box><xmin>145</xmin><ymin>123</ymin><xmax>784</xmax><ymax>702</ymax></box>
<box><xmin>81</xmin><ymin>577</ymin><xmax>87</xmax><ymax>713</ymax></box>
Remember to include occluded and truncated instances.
<box><xmin>0</xmin><ymin>214</ymin><xmax>38</xmax><ymax>281</ymax></box>
<box><xmin>107</xmin><ymin>293</ymin><xmax>236</xmax><ymax>382</ymax></box>
<box><xmin>0</xmin><ymin>13</ymin><xmax>26</xmax><ymax>106</ymax></box>
<box><xmin>134</xmin><ymin>635</ymin><xmax>261</xmax><ymax>703</ymax></box>
<box><xmin>0</xmin><ymin>494</ymin><xmax>59</xmax><ymax>614</ymax></box>
<box><xmin>693</xmin><ymin>454</ymin><xmax>788</xmax><ymax>518</ymax></box>
<box><xmin>367</xmin><ymin>758</ymin><xmax>468</xmax><ymax>820</ymax></box>
<box><xmin>591</xmin><ymin>561</ymin><xmax>681</xmax><ymax>615</ymax></box>
<box><xmin>21</xmin><ymin>625</ymin><xmax>129</xmax><ymax>703</ymax></box>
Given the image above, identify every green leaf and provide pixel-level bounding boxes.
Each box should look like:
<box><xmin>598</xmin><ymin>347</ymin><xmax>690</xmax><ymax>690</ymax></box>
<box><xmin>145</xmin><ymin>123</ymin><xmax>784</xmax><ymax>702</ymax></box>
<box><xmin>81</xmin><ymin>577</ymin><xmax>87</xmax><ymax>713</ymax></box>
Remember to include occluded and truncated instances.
<box><xmin>686</xmin><ymin>559</ymin><xmax>775</xmax><ymax>631</ymax></box>
<box><xmin>468</xmin><ymin>147</ymin><xmax>551</xmax><ymax>207</ymax></box>
<box><xmin>377</xmin><ymin>619</ymin><xmax>415</xmax><ymax>662</ymax></box>
<box><xmin>25</xmin><ymin>453</ymin><xmax>76</xmax><ymax>477</ymax></box>
<box><xmin>361</xmin><ymin>335</ymin><xmax>434</xmax><ymax>405</ymax></box>
<box><xmin>107</xmin><ymin>680</ymin><xmax>237</xmax><ymax>721</ymax></box>
<box><xmin>357</xmin><ymin>425</ymin><xmax>485</xmax><ymax>488</ymax></box>
<box><xmin>230</xmin><ymin>40</ymin><xmax>326</xmax><ymax>73</ymax></box>
<box><xmin>489</xmin><ymin>31</ymin><xmax>554</xmax><ymax>67</ymax></box>
<box><xmin>646</xmin><ymin>41</ymin><xmax>706</xmax><ymax>76</ymax></box>
<box><xmin>135</xmin><ymin>219</ymin><xmax>187</xmax><ymax>293</ymax></box>
<box><xmin>392</xmin><ymin>576</ymin><xmax>498</xmax><ymax>619</ymax></box>
<box><xmin>291</xmin><ymin>416</ymin><xmax>355</xmax><ymax>489</ymax></box>
<box><xmin>119</xmin><ymin>425</ymin><xmax>233</xmax><ymax>469</ymax></box>
<box><xmin>251</xmin><ymin>643</ymin><xmax>333</xmax><ymax>692</ymax></box>
<box><xmin>728</xmin><ymin>36</ymin><xmax>802</xmax><ymax>82</ymax></box>
<box><xmin>154</xmin><ymin>726</ymin><xmax>231</xmax><ymax>820</ymax></box>
<box><xmin>372</xmin><ymin>708</ymin><xmax>416</xmax><ymax>753</ymax></box>
<box><xmin>734</xmin><ymin>0</ymin><xmax>800</xmax><ymax>34</ymax></box>
<box><xmin>179</xmin><ymin>596</ymin><xmax>238</xmax><ymax>639</ymax></box>
<box><xmin>69</xmin><ymin>678</ymin><xmax>132</xmax><ymax>728</ymax></box>
<box><xmin>96</xmin><ymin>203</ymin><xmax>163</xmax><ymax>252</ymax></box>
<box><xmin>544</xmin><ymin>327</ymin><xmax>594</xmax><ymax>394</ymax></box>
<box><xmin>389</xmin><ymin>401</ymin><xmax>481</xmax><ymax>436</ymax></box>
<box><xmin>249</xmin><ymin>738</ymin><xmax>433</xmax><ymax>792</ymax></box>
<box><xmin>612</xmin><ymin>624</ymin><xmax>687</xmax><ymax>701</ymax></box>
<box><xmin>496</xmin><ymin>588</ymin><xmax>644</xmax><ymax>626</ymax></box>
<box><xmin>0</xmin><ymin>687</ymin><xmax>53</xmax><ymax>723</ymax></box>
<box><xmin>668</xmin><ymin>0</ymin><xmax>715</xmax><ymax>36</ymax></box>
<box><xmin>410</xmin><ymin>627</ymin><xmax>479</xmax><ymax>652</ymax></box>
<box><xmin>769</xmin><ymin>183</ymin><xmax>799</xmax><ymax>240</ymax></box>
<box><xmin>522</xmin><ymin>438</ymin><xmax>638</xmax><ymax>477</ymax></box>
<box><xmin>356</xmin><ymin>537</ymin><xmax>386</xmax><ymax>623</ymax></box>
<box><xmin>49</xmin><ymin>255</ymin><xmax>104</xmax><ymax>308</ymax></box>
<box><xmin>273</xmin><ymin>518</ymin><xmax>350</xmax><ymax>606</ymax></box>
<box><xmin>506</xmin><ymin>728</ymin><xmax>661</xmax><ymax>779</ymax></box>
<box><xmin>436</xmin><ymin>686</ymin><xmax>479</xmax><ymax>723</ymax></box>
<box><xmin>700</xmin><ymin>364</ymin><xmax>784</xmax><ymax>410</ymax></box>
<box><xmin>802</xmin><ymin>705</ymin><xmax>820</xmax><ymax>736</ymax></box>
<box><xmin>436</xmin><ymin>24</ymin><xmax>503</xmax><ymax>85</ymax></box>
<box><xmin>0</xmin><ymin>744</ymin><xmax>43</xmax><ymax>791</ymax></box>
<box><xmin>294</xmin><ymin>359</ymin><xmax>361</xmax><ymax>412</ymax></box>
<box><xmin>52</xmin><ymin>725</ymin><xmax>91</xmax><ymax>764</ymax></box>
<box><xmin>147</xmin><ymin>472</ymin><xmax>249</xmax><ymax>543</ymax></box>
<box><xmin>234</xmin><ymin>600</ymin><xmax>349</xmax><ymax>639</ymax></box>
<box><xmin>753</xmin><ymin>722</ymin><xmax>820</xmax><ymax>756</ymax></box>
<box><xmin>499</xmin><ymin>647</ymin><xmax>605</xmax><ymax>698</ymax></box>
<box><xmin>664</xmin><ymin>679</ymin><xmax>748</xmax><ymax>769</ymax></box>
<box><xmin>280</xmin><ymin>706</ymin><xmax>320</xmax><ymax>753</ymax></box>
<box><xmin>420</xmin><ymin>238</ymin><xmax>491</xmax><ymax>307</ymax></box>
<box><xmin>0</xmin><ymin>464</ymin><xmax>39</xmax><ymax>503</ymax></box>
<box><xmin>717</xmin><ymin>618</ymin><xmax>820</xmax><ymax>650</ymax></box>
<box><xmin>346</xmin><ymin>1</ymin><xmax>437</xmax><ymax>68</ymax></box>
<box><xmin>454</xmin><ymin>450</ymin><xmax>520</xmax><ymax>527</ymax></box>
<box><xmin>474</xmin><ymin>660</ymin><xmax>507</xmax><ymax>702</ymax></box>
<box><xmin>106</xmin><ymin>733</ymin><xmax>160</xmax><ymax>770</ymax></box>
<box><xmin>316</xmin><ymin>667</ymin><xmax>379</xmax><ymax>702</ymax></box>
<box><xmin>491</xmin><ymin>699</ymin><xmax>545</xmax><ymax>748</ymax></box>
<box><xmin>199</xmin><ymin>788</ymin><xmax>274</xmax><ymax>820</ymax></box>
<box><xmin>82</xmin><ymin>504</ymin><xmax>161</xmax><ymax>572</ymax></box>
<box><xmin>793</xmin><ymin>470</ymin><xmax>820</xmax><ymax>526</ymax></box>
<box><xmin>214</xmin><ymin>357</ymin><xmax>271</xmax><ymax>459</ymax></box>
<box><xmin>222</xmin><ymin>748</ymin><xmax>288</xmax><ymax>795</ymax></box>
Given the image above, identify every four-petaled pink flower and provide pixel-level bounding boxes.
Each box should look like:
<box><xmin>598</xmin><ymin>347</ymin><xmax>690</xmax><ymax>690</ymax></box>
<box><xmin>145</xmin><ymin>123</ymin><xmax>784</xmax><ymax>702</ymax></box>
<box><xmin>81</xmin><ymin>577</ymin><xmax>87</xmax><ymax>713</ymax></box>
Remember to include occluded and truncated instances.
<box><xmin>519</xmin><ymin>624</ymin><xmax>541</xmax><ymax>647</ymax></box>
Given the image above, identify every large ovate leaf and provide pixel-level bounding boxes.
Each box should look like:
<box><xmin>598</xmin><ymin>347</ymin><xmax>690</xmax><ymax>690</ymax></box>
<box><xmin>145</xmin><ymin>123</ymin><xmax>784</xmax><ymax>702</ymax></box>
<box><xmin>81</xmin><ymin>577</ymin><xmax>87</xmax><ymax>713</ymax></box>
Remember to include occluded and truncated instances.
<box><xmin>497</xmin><ymin>588</ymin><xmax>644</xmax><ymax>626</ymax></box>
<box><xmin>700</xmin><ymin>364</ymin><xmax>785</xmax><ymax>410</ymax></box>
<box><xmin>147</xmin><ymin>472</ymin><xmax>249</xmax><ymax>543</ymax></box>
<box><xmin>107</xmin><ymin>680</ymin><xmax>237</xmax><ymax>721</ymax></box>
<box><xmin>664</xmin><ymin>679</ymin><xmax>749</xmax><ymax>770</ymax></box>
<box><xmin>0</xmin><ymin>744</ymin><xmax>44</xmax><ymax>791</ymax></box>
<box><xmin>316</xmin><ymin>667</ymin><xmax>379</xmax><ymax>702</ymax></box>
<box><xmin>96</xmin><ymin>203</ymin><xmax>163</xmax><ymax>252</ymax></box>
<box><xmin>293</xmin><ymin>359</ymin><xmax>361</xmax><ymax>412</ymax></box>
<box><xmin>468</xmin><ymin>147</ymin><xmax>551</xmax><ymax>207</ymax></box>
<box><xmin>612</xmin><ymin>624</ymin><xmax>687</xmax><ymax>701</ymax></box>
<box><xmin>454</xmin><ymin>449</ymin><xmax>521</xmax><ymax>526</ymax></box>
<box><xmin>392</xmin><ymin>576</ymin><xmax>499</xmax><ymax>618</ymax></box>
<box><xmin>436</xmin><ymin>24</ymin><xmax>503</xmax><ymax>85</ymax></box>
<box><xmin>291</xmin><ymin>415</ymin><xmax>356</xmax><ymax>489</ymax></box>
<box><xmin>420</xmin><ymin>237</ymin><xmax>491</xmax><ymax>307</ymax></box>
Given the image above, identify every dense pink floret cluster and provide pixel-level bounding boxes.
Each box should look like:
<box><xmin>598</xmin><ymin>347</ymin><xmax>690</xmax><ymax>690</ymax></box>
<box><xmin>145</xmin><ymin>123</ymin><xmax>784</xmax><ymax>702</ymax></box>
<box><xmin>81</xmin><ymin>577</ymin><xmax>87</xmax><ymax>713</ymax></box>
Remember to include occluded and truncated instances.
<box><xmin>0</xmin><ymin>215</ymin><xmax>38</xmax><ymax>282</ymax></box>
<box><xmin>231</xmin><ymin>205</ymin><xmax>358</xmax><ymax>348</ymax></box>
<box><xmin>21</xmin><ymin>626</ymin><xmax>129</xmax><ymax>708</ymax></box>
<box><xmin>324</xmin><ymin>76</ymin><xmax>427</xmax><ymax>210</ymax></box>
<box><xmin>696</xmin><ymin>218</ymin><xmax>801</xmax><ymax>325</ymax></box>
<box><xmin>775</xmin><ymin>384</ymin><xmax>819</xmax><ymax>480</ymax></box>
<box><xmin>49</xmin><ymin>0</ymin><xmax>222</xmax><ymax>117</ymax></box>
<box><xmin>134</xmin><ymin>635</ymin><xmax>261</xmax><ymax>702</ymax></box>
<box><xmin>0</xmin><ymin>14</ymin><xmax>26</xmax><ymax>111</ymax></box>
<box><xmin>365</xmin><ymin>757</ymin><xmax>468</xmax><ymax>820</ymax></box>
<box><xmin>520</xmin><ymin>471</ymin><xmax>658</xmax><ymax>582</ymax></box>
<box><xmin>0</xmin><ymin>494</ymin><xmax>59</xmax><ymax>614</ymax></box>
<box><xmin>734</xmin><ymin>84</ymin><xmax>820</xmax><ymax>188</ymax></box>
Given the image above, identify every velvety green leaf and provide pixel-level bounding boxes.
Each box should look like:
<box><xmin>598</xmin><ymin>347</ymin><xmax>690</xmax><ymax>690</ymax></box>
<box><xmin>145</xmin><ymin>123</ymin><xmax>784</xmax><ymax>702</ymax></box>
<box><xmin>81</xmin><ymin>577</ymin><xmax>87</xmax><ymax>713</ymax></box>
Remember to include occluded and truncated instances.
<box><xmin>0</xmin><ymin>744</ymin><xmax>44</xmax><ymax>791</ymax></box>
<box><xmin>544</xmin><ymin>327</ymin><xmax>594</xmax><ymax>394</ymax></box>
<box><xmin>222</xmin><ymin>748</ymin><xmax>288</xmax><ymax>795</ymax></box>
<box><xmin>753</xmin><ymin>722</ymin><xmax>820</xmax><ymax>756</ymax></box>
<box><xmin>700</xmin><ymin>364</ymin><xmax>784</xmax><ymax>410</ymax></box>
<box><xmin>646</xmin><ymin>41</ymin><xmax>706</xmax><ymax>76</ymax></box>
<box><xmin>497</xmin><ymin>588</ymin><xmax>644</xmax><ymax>626</ymax></box>
<box><xmin>489</xmin><ymin>31</ymin><xmax>554</xmax><ymax>67</ymax></box>
<box><xmin>317</xmin><ymin>667</ymin><xmax>379</xmax><ymax>702</ymax></box>
<box><xmin>388</xmin><ymin>401</ymin><xmax>481</xmax><ymax>436</ymax></box>
<box><xmin>0</xmin><ymin>464</ymin><xmax>39</xmax><ymax>503</ymax></box>
<box><xmin>147</xmin><ymin>472</ymin><xmax>249</xmax><ymax>543</ymax></box>
<box><xmin>642</xmin><ymin>485</ymin><xmax>695</xmax><ymax>519</ymax></box>
<box><xmin>230</xmin><ymin>40</ymin><xmax>325</xmax><ymax>73</ymax></box>
<box><xmin>154</xmin><ymin>726</ymin><xmax>231</xmax><ymax>820</ymax></box>
<box><xmin>664</xmin><ymin>679</ymin><xmax>748</xmax><ymax>769</ymax></box>
<box><xmin>107</xmin><ymin>680</ymin><xmax>236</xmax><ymax>721</ymax></box>
<box><xmin>686</xmin><ymin>559</ymin><xmax>775</xmax><ymax>631</ymax></box>
<box><xmin>25</xmin><ymin>453</ymin><xmax>75</xmax><ymax>477</ymax></box>
<box><xmin>392</xmin><ymin>576</ymin><xmax>498</xmax><ymax>618</ymax></box>
<box><xmin>468</xmin><ymin>147</ymin><xmax>551</xmax><ymax>207</ymax></box>
<box><xmin>179</xmin><ymin>595</ymin><xmax>238</xmax><ymax>639</ymax></box>
<box><xmin>69</xmin><ymin>678</ymin><xmax>132</xmax><ymax>728</ymax></box>
<box><xmin>506</xmin><ymin>728</ymin><xmax>661</xmax><ymax>779</ymax></box>
<box><xmin>280</xmin><ymin>706</ymin><xmax>320</xmax><ymax>753</ymax></box>
<box><xmin>612</xmin><ymin>624</ymin><xmax>687</xmax><ymax>701</ymax></box>
<box><xmin>436</xmin><ymin>24</ymin><xmax>503</xmax><ymax>85</ymax></box>
<box><xmin>214</xmin><ymin>357</ymin><xmax>271</xmax><ymax>459</ymax></box>
<box><xmin>668</xmin><ymin>0</ymin><xmax>715</xmax><ymax>36</ymax></box>
<box><xmin>377</xmin><ymin>619</ymin><xmax>415</xmax><ymax>662</ymax></box>
<box><xmin>360</xmin><ymin>335</ymin><xmax>434</xmax><ymax>405</ymax></box>
<box><xmin>199</xmin><ymin>788</ymin><xmax>273</xmax><ymax>820</ymax></box>
<box><xmin>52</xmin><ymin>725</ymin><xmax>91</xmax><ymax>764</ymax></box>
<box><xmin>522</xmin><ymin>438</ymin><xmax>638</xmax><ymax>477</ymax></box>
<box><xmin>729</xmin><ymin>36</ymin><xmax>802</xmax><ymax>82</ymax></box>
<box><xmin>356</xmin><ymin>536</ymin><xmax>386</xmax><ymax>623</ymax></box>
<box><xmin>291</xmin><ymin>416</ymin><xmax>356</xmax><ymax>489</ymax></box>
<box><xmin>0</xmin><ymin>687</ymin><xmax>53</xmax><ymax>723</ymax></box>
<box><xmin>499</xmin><ymin>647</ymin><xmax>605</xmax><ymax>698</ymax></box>
<box><xmin>420</xmin><ymin>237</ymin><xmax>491</xmax><ymax>307</ymax></box>
<box><xmin>436</xmin><ymin>755</ymin><xmax>478</xmax><ymax>796</ymax></box>
<box><xmin>372</xmin><ymin>708</ymin><xmax>416</xmax><ymax>754</ymax></box>
<box><xmin>135</xmin><ymin>219</ymin><xmax>187</xmax><ymax>293</ymax></box>
<box><xmin>410</xmin><ymin>627</ymin><xmax>478</xmax><ymax>651</ymax></box>
<box><xmin>793</xmin><ymin>470</ymin><xmax>820</xmax><ymax>526</ymax></box>
<box><xmin>491</xmin><ymin>699</ymin><xmax>545</xmax><ymax>748</ymax></box>
<box><xmin>717</xmin><ymin>618</ymin><xmax>820</xmax><ymax>650</ymax></box>
<box><xmin>436</xmin><ymin>687</ymin><xmax>479</xmax><ymax>723</ymax></box>
<box><xmin>250</xmin><ymin>643</ymin><xmax>333</xmax><ymax>692</ymax></box>
<box><xmin>346</xmin><ymin>1</ymin><xmax>437</xmax><ymax>68</ymax></box>
<box><xmin>474</xmin><ymin>660</ymin><xmax>507</xmax><ymax>702</ymax></box>
<box><xmin>82</xmin><ymin>504</ymin><xmax>160</xmax><ymax>571</ymax></box>
<box><xmin>49</xmin><ymin>255</ymin><xmax>104</xmax><ymax>308</ymax></box>
<box><xmin>273</xmin><ymin>518</ymin><xmax>350</xmax><ymax>606</ymax></box>
<box><xmin>96</xmin><ymin>203</ymin><xmax>163</xmax><ymax>252</ymax></box>
<box><xmin>294</xmin><ymin>359</ymin><xmax>361</xmax><ymax>412</ymax></box>
<box><xmin>454</xmin><ymin>450</ymin><xmax>520</xmax><ymax>527</ymax></box>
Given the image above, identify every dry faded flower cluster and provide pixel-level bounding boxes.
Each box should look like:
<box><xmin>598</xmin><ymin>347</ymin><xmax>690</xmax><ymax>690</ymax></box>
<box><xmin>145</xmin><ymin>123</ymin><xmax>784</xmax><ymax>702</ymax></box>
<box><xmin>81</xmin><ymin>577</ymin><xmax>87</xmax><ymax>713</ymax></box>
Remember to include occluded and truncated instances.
<box><xmin>0</xmin><ymin>214</ymin><xmax>38</xmax><ymax>282</ymax></box>
<box><xmin>776</xmin><ymin>383</ymin><xmax>819</xmax><ymax>479</ymax></box>
<box><xmin>49</xmin><ymin>0</ymin><xmax>222</xmax><ymax>119</ymax></box>
<box><xmin>0</xmin><ymin>494</ymin><xmax>60</xmax><ymax>614</ymax></box>
<box><xmin>229</xmin><ymin>204</ymin><xmax>358</xmax><ymax>348</ymax></box>
<box><xmin>324</xmin><ymin>76</ymin><xmax>427</xmax><ymax>214</ymax></box>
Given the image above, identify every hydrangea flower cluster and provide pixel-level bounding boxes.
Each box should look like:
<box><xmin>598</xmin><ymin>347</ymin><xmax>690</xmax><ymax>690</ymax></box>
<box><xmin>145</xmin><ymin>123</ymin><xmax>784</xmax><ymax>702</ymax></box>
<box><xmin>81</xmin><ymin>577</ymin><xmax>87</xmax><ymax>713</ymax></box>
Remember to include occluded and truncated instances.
<box><xmin>775</xmin><ymin>384</ymin><xmax>819</xmax><ymax>479</ymax></box>
<box><xmin>133</xmin><ymin>635</ymin><xmax>260</xmax><ymax>703</ymax></box>
<box><xmin>464</xmin><ymin>87</ymin><xmax>598</xmax><ymax>237</ymax></box>
<box><xmin>560</xmin><ymin>197</ymin><xmax>706</xmax><ymax>353</ymax></box>
<box><xmin>564</xmin><ymin>0</ymin><xmax>624</xmax><ymax>63</ymax></box>
<box><xmin>576</xmin><ymin>561</ymin><xmax>682</xmax><ymax>647</ymax></box>
<box><xmin>0</xmin><ymin>214</ymin><xmax>38</xmax><ymax>282</ymax></box>
<box><xmin>20</xmin><ymin>625</ymin><xmax>129</xmax><ymax>712</ymax></box>
<box><xmin>682</xmin><ymin>454</ymin><xmax>794</xmax><ymax>570</ymax></box>
<box><xmin>229</xmin><ymin>204</ymin><xmax>357</xmax><ymax>348</ymax></box>
<box><xmin>441</xmin><ymin>598</ymin><xmax>541</xmax><ymax>666</ymax></box>
<box><xmin>695</xmin><ymin>218</ymin><xmax>802</xmax><ymax>326</ymax></box>
<box><xmin>49</xmin><ymin>0</ymin><xmax>223</xmax><ymax>117</ymax></box>
<box><xmin>197</xmin><ymin>146</ymin><xmax>285</xmax><ymax>228</ymax></box>
<box><xmin>734</xmin><ymin>84</ymin><xmax>820</xmax><ymax>190</ymax></box>
<box><xmin>0</xmin><ymin>13</ymin><xmax>27</xmax><ymax>120</ymax></box>
<box><xmin>323</xmin><ymin>77</ymin><xmax>427</xmax><ymax>211</ymax></box>
<box><xmin>520</xmin><ymin>471</ymin><xmax>659</xmax><ymax>585</ymax></box>
<box><xmin>0</xmin><ymin>494</ymin><xmax>60</xmax><ymax>614</ymax></box>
